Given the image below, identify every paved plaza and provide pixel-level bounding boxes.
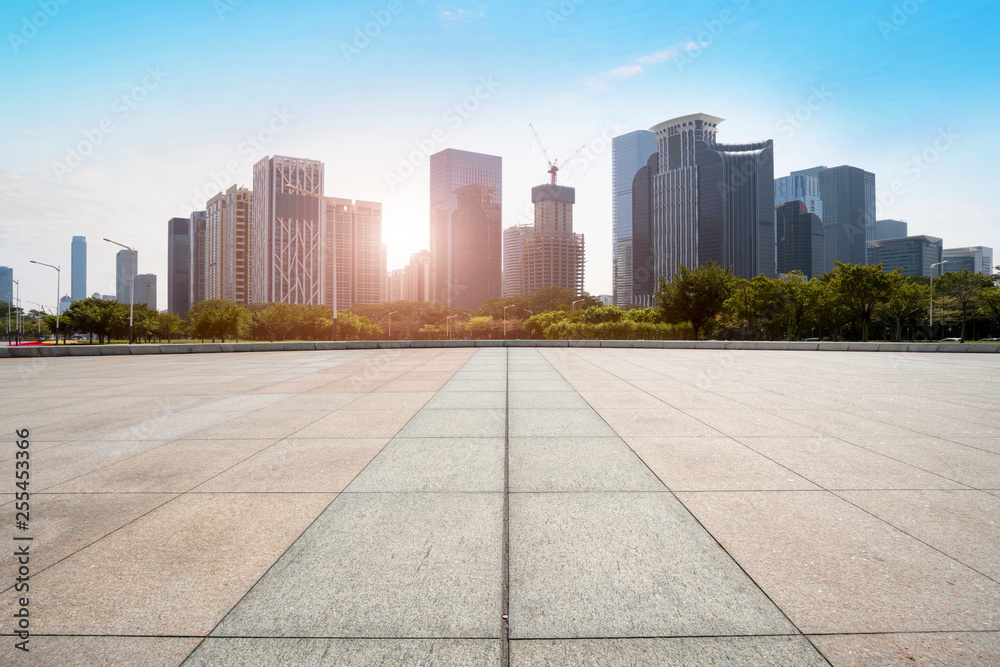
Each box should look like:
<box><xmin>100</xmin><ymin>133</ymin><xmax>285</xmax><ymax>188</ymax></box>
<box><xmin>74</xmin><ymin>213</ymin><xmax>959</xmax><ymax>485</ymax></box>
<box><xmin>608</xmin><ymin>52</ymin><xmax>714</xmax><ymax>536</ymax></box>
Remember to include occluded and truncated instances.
<box><xmin>2</xmin><ymin>347</ymin><xmax>999</xmax><ymax>665</ymax></box>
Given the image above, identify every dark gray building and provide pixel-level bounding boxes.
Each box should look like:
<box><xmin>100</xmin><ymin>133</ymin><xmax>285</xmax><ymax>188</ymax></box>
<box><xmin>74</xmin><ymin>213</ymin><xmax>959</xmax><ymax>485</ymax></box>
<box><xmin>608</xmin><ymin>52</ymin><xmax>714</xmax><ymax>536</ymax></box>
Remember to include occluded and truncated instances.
<box><xmin>776</xmin><ymin>201</ymin><xmax>826</xmax><ymax>279</ymax></box>
<box><xmin>189</xmin><ymin>210</ymin><xmax>207</xmax><ymax>307</ymax></box>
<box><xmin>816</xmin><ymin>165</ymin><xmax>876</xmax><ymax>270</ymax></box>
<box><xmin>429</xmin><ymin>149</ymin><xmax>502</xmax><ymax>310</ymax></box>
<box><xmin>631</xmin><ymin>153</ymin><xmax>659</xmax><ymax>303</ymax></box>
<box><xmin>71</xmin><ymin>236</ymin><xmax>86</xmax><ymax>302</ymax></box>
<box><xmin>167</xmin><ymin>217</ymin><xmax>191</xmax><ymax>315</ymax></box>
<box><xmin>612</xmin><ymin>130</ymin><xmax>658</xmax><ymax>306</ymax></box>
<box><xmin>135</xmin><ymin>274</ymin><xmax>157</xmax><ymax>310</ymax></box>
<box><xmin>867</xmin><ymin>235</ymin><xmax>943</xmax><ymax>277</ymax></box>
<box><xmin>875</xmin><ymin>219</ymin><xmax>908</xmax><ymax>241</ymax></box>
<box><xmin>649</xmin><ymin>114</ymin><xmax>775</xmax><ymax>285</ymax></box>
<box><xmin>115</xmin><ymin>249</ymin><xmax>138</xmax><ymax>305</ymax></box>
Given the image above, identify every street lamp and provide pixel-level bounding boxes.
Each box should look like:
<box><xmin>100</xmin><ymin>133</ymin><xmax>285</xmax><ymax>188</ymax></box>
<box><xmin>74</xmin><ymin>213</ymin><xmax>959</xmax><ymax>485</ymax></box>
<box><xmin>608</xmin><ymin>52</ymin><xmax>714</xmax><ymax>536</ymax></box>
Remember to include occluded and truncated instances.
<box><xmin>29</xmin><ymin>260</ymin><xmax>61</xmax><ymax>344</ymax></box>
<box><xmin>387</xmin><ymin>311</ymin><xmax>398</xmax><ymax>339</ymax></box>
<box><xmin>103</xmin><ymin>238</ymin><xmax>135</xmax><ymax>344</ymax></box>
<box><xmin>503</xmin><ymin>304</ymin><xmax>514</xmax><ymax>339</ymax></box>
<box><xmin>446</xmin><ymin>314</ymin><xmax>458</xmax><ymax>340</ymax></box>
<box><xmin>929</xmin><ymin>260</ymin><xmax>948</xmax><ymax>334</ymax></box>
<box><xmin>572</xmin><ymin>299</ymin><xmax>586</xmax><ymax>309</ymax></box>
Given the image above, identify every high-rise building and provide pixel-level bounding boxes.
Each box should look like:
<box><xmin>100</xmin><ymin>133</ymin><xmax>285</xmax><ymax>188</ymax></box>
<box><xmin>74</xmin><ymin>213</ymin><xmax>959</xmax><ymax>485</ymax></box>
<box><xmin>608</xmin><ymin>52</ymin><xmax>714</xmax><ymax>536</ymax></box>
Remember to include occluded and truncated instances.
<box><xmin>71</xmin><ymin>236</ymin><xmax>86</xmax><ymax>302</ymax></box>
<box><xmin>388</xmin><ymin>269</ymin><xmax>406</xmax><ymax>302</ymax></box>
<box><xmin>943</xmin><ymin>246</ymin><xmax>994</xmax><ymax>275</ymax></box>
<box><xmin>115</xmin><ymin>249</ymin><xmax>138</xmax><ymax>304</ymax></box>
<box><xmin>430</xmin><ymin>149</ymin><xmax>502</xmax><ymax>309</ymax></box>
<box><xmin>775</xmin><ymin>171</ymin><xmax>823</xmax><ymax>219</ymax></box>
<box><xmin>503</xmin><ymin>224</ymin><xmax>532</xmax><ymax>298</ymax></box>
<box><xmin>875</xmin><ymin>219</ymin><xmax>908</xmax><ymax>241</ymax></box>
<box><xmin>630</xmin><ymin>153</ymin><xmax>659</xmax><ymax>305</ymax></box>
<box><xmin>135</xmin><ymin>274</ymin><xmax>157</xmax><ymax>310</ymax></box>
<box><xmin>251</xmin><ymin>156</ymin><xmax>325</xmax><ymax>305</ymax></box>
<box><xmin>189</xmin><ymin>210</ymin><xmax>207</xmax><ymax>306</ymax></box>
<box><xmin>521</xmin><ymin>184</ymin><xmax>585</xmax><ymax>295</ymax></box>
<box><xmin>404</xmin><ymin>250</ymin><xmax>431</xmax><ymax>302</ymax></box>
<box><xmin>650</xmin><ymin>114</ymin><xmax>775</xmax><ymax>283</ymax></box>
<box><xmin>167</xmin><ymin>217</ymin><xmax>192</xmax><ymax>315</ymax></box>
<box><xmin>612</xmin><ymin>130</ymin><xmax>658</xmax><ymax>306</ymax></box>
<box><xmin>324</xmin><ymin>198</ymin><xmax>384</xmax><ymax>312</ymax></box>
<box><xmin>0</xmin><ymin>267</ymin><xmax>12</xmax><ymax>305</ymax></box>
<box><xmin>867</xmin><ymin>235</ymin><xmax>943</xmax><ymax>277</ymax></box>
<box><xmin>816</xmin><ymin>165</ymin><xmax>876</xmax><ymax>270</ymax></box>
<box><xmin>205</xmin><ymin>191</ymin><xmax>226</xmax><ymax>301</ymax></box>
<box><xmin>776</xmin><ymin>201</ymin><xmax>826</xmax><ymax>279</ymax></box>
<box><xmin>205</xmin><ymin>185</ymin><xmax>253</xmax><ymax>304</ymax></box>
<box><xmin>59</xmin><ymin>295</ymin><xmax>72</xmax><ymax>315</ymax></box>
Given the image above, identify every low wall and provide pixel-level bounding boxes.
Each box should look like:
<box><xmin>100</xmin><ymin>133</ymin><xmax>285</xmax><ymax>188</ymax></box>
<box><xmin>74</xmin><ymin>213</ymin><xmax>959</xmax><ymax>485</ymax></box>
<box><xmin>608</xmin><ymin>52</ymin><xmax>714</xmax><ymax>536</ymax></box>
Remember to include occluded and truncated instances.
<box><xmin>2</xmin><ymin>340</ymin><xmax>998</xmax><ymax>358</ymax></box>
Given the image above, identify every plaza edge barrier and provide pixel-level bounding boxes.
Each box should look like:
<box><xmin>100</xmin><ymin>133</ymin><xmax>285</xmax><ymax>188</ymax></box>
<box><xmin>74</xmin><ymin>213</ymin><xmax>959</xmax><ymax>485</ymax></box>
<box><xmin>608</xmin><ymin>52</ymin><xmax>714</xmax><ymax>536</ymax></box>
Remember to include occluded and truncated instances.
<box><xmin>1</xmin><ymin>340</ymin><xmax>998</xmax><ymax>358</ymax></box>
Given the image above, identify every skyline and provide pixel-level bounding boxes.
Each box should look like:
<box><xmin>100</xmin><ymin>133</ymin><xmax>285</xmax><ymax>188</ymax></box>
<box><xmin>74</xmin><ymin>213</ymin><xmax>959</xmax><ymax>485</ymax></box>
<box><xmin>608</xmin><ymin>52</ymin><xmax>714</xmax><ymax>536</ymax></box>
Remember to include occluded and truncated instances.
<box><xmin>2</xmin><ymin>0</ymin><xmax>998</xmax><ymax>311</ymax></box>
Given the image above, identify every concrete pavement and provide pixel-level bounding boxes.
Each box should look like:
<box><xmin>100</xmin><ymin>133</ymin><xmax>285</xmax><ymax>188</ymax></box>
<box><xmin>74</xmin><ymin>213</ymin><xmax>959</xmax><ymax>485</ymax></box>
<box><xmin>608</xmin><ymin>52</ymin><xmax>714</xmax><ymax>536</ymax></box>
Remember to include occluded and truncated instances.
<box><xmin>2</xmin><ymin>347</ymin><xmax>999</xmax><ymax>665</ymax></box>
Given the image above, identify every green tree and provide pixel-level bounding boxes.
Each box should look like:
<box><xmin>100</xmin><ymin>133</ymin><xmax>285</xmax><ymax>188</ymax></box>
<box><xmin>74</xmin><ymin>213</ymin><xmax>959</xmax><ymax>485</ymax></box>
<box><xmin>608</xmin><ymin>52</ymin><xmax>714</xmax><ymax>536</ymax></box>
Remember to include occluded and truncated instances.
<box><xmin>254</xmin><ymin>303</ymin><xmax>297</xmax><ymax>342</ymax></box>
<box><xmin>828</xmin><ymin>262</ymin><xmax>899</xmax><ymax>342</ymax></box>
<box><xmin>935</xmin><ymin>270</ymin><xmax>991</xmax><ymax>341</ymax></box>
<box><xmin>655</xmin><ymin>262</ymin><xmax>736</xmax><ymax>340</ymax></box>
<box><xmin>155</xmin><ymin>311</ymin><xmax>183</xmax><ymax>342</ymax></box>
<box><xmin>336</xmin><ymin>311</ymin><xmax>383</xmax><ymax>340</ymax></box>
<box><xmin>465</xmin><ymin>316</ymin><xmax>496</xmax><ymax>339</ymax></box>
<box><xmin>875</xmin><ymin>275</ymin><xmax>930</xmax><ymax>341</ymax></box>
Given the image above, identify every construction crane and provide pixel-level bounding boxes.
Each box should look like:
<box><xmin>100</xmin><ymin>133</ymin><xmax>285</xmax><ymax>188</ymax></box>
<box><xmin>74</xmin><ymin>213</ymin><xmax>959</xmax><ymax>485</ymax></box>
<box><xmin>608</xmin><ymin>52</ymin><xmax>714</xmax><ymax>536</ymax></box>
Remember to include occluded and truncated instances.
<box><xmin>530</xmin><ymin>123</ymin><xmax>586</xmax><ymax>186</ymax></box>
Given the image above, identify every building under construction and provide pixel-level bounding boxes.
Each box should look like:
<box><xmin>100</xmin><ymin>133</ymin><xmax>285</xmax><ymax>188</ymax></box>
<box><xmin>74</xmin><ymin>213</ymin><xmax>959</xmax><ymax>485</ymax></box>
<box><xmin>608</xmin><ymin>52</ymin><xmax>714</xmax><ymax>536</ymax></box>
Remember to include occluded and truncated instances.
<box><xmin>520</xmin><ymin>184</ymin><xmax>585</xmax><ymax>295</ymax></box>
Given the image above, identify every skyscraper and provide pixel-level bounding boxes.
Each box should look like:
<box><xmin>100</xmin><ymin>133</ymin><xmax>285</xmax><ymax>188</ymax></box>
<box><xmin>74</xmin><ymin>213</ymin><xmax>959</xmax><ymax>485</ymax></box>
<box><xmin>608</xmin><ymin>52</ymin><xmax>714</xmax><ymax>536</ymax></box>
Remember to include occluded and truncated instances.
<box><xmin>251</xmin><ymin>156</ymin><xmax>325</xmax><ymax>305</ymax></box>
<box><xmin>816</xmin><ymin>165</ymin><xmax>876</xmax><ymax>270</ymax></box>
<box><xmin>631</xmin><ymin>153</ymin><xmax>659</xmax><ymax>305</ymax></box>
<box><xmin>776</xmin><ymin>201</ymin><xmax>826</xmax><ymax>279</ymax></box>
<box><xmin>167</xmin><ymin>217</ymin><xmax>192</xmax><ymax>315</ymax></box>
<box><xmin>522</xmin><ymin>184</ymin><xmax>585</xmax><ymax>295</ymax></box>
<box><xmin>206</xmin><ymin>185</ymin><xmax>253</xmax><ymax>304</ymax></box>
<box><xmin>324</xmin><ymin>198</ymin><xmax>384</xmax><ymax>312</ymax></box>
<box><xmin>650</xmin><ymin>114</ymin><xmax>775</xmax><ymax>282</ymax></box>
<box><xmin>612</xmin><ymin>130</ymin><xmax>658</xmax><ymax>306</ymax></box>
<box><xmin>875</xmin><ymin>219</ymin><xmax>908</xmax><ymax>241</ymax></box>
<box><xmin>205</xmin><ymin>191</ymin><xmax>226</xmax><ymax>301</ymax></box>
<box><xmin>775</xmin><ymin>171</ymin><xmax>823</xmax><ymax>220</ymax></box>
<box><xmin>404</xmin><ymin>250</ymin><xmax>431</xmax><ymax>303</ymax></box>
<box><xmin>71</xmin><ymin>236</ymin><xmax>87</xmax><ymax>302</ymax></box>
<box><xmin>1</xmin><ymin>266</ymin><xmax>13</xmax><ymax>307</ymax></box>
<box><xmin>115</xmin><ymin>249</ymin><xmax>138</xmax><ymax>305</ymax></box>
<box><xmin>430</xmin><ymin>149</ymin><xmax>502</xmax><ymax>309</ymax></box>
<box><xmin>503</xmin><ymin>225</ymin><xmax>532</xmax><ymax>298</ymax></box>
<box><xmin>135</xmin><ymin>274</ymin><xmax>157</xmax><ymax>310</ymax></box>
<box><xmin>189</xmin><ymin>210</ymin><xmax>207</xmax><ymax>306</ymax></box>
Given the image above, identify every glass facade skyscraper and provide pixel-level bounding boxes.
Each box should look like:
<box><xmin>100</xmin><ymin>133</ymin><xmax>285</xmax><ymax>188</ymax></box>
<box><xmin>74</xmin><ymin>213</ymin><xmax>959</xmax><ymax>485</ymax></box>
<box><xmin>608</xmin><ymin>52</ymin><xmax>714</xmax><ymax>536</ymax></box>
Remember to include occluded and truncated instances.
<box><xmin>776</xmin><ymin>201</ymin><xmax>825</xmax><ymax>279</ymax></box>
<box><xmin>167</xmin><ymin>217</ymin><xmax>191</xmax><ymax>315</ymax></box>
<box><xmin>71</xmin><ymin>236</ymin><xmax>86</xmax><ymax>302</ymax></box>
<box><xmin>816</xmin><ymin>165</ymin><xmax>876</xmax><ymax>271</ymax></box>
<box><xmin>612</xmin><ymin>130</ymin><xmax>657</xmax><ymax>306</ymax></box>
<box><xmin>429</xmin><ymin>148</ymin><xmax>502</xmax><ymax>309</ymax></box>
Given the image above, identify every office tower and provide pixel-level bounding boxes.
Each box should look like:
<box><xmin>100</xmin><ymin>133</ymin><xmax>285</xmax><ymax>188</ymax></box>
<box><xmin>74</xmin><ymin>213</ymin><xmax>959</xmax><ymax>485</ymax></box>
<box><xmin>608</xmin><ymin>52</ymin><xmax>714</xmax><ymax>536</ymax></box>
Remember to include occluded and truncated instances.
<box><xmin>776</xmin><ymin>201</ymin><xmax>826</xmax><ymax>279</ymax></box>
<box><xmin>189</xmin><ymin>210</ymin><xmax>208</xmax><ymax>306</ymax></box>
<box><xmin>650</xmin><ymin>114</ymin><xmax>775</xmax><ymax>282</ymax></box>
<box><xmin>503</xmin><ymin>225</ymin><xmax>532</xmax><ymax>298</ymax></box>
<box><xmin>135</xmin><ymin>274</ymin><xmax>157</xmax><ymax>310</ymax></box>
<box><xmin>388</xmin><ymin>269</ymin><xmax>405</xmax><ymax>302</ymax></box>
<box><xmin>59</xmin><ymin>295</ymin><xmax>72</xmax><ymax>315</ymax></box>
<box><xmin>323</xmin><ymin>198</ymin><xmax>383</xmax><ymax>312</ymax></box>
<box><xmin>631</xmin><ymin>153</ymin><xmax>659</xmax><ymax>305</ymax></box>
<box><xmin>404</xmin><ymin>250</ymin><xmax>431</xmax><ymax>302</ymax></box>
<box><xmin>251</xmin><ymin>156</ymin><xmax>325</xmax><ymax>305</ymax></box>
<box><xmin>816</xmin><ymin>165</ymin><xmax>876</xmax><ymax>270</ymax></box>
<box><xmin>115</xmin><ymin>249</ymin><xmax>138</xmax><ymax>304</ymax></box>
<box><xmin>430</xmin><ymin>149</ymin><xmax>502</xmax><ymax>309</ymax></box>
<box><xmin>380</xmin><ymin>243</ymin><xmax>388</xmax><ymax>304</ymax></box>
<box><xmin>876</xmin><ymin>219</ymin><xmax>908</xmax><ymax>241</ymax></box>
<box><xmin>775</xmin><ymin>171</ymin><xmax>823</xmax><ymax>219</ymax></box>
<box><xmin>0</xmin><ymin>267</ymin><xmax>12</xmax><ymax>304</ymax></box>
<box><xmin>522</xmin><ymin>184</ymin><xmax>585</xmax><ymax>295</ymax></box>
<box><xmin>612</xmin><ymin>130</ymin><xmax>658</xmax><ymax>306</ymax></box>
<box><xmin>71</xmin><ymin>236</ymin><xmax>86</xmax><ymax>302</ymax></box>
<box><xmin>206</xmin><ymin>185</ymin><xmax>253</xmax><ymax>304</ymax></box>
<box><xmin>943</xmin><ymin>246</ymin><xmax>993</xmax><ymax>275</ymax></box>
<box><xmin>867</xmin><ymin>235</ymin><xmax>943</xmax><ymax>277</ymax></box>
<box><xmin>167</xmin><ymin>217</ymin><xmax>192</xmax><ymax>315</ymax></box>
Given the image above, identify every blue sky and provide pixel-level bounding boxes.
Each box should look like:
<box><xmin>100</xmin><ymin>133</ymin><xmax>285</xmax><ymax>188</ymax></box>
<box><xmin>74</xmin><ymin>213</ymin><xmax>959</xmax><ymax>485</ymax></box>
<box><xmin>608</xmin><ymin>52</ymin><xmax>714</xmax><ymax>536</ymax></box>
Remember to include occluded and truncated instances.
<box><xmin>2</xmin><ymin>0</ymin><xmax>998</xmax><ymax>309</ymax></box>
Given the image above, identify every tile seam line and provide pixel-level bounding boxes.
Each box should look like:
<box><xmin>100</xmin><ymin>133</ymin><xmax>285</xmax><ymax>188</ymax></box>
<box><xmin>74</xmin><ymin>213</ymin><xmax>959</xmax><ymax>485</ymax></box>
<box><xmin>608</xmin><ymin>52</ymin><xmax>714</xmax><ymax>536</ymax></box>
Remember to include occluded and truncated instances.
<box><xmin>544</xmin><ymin>347</ymin><xmax>834</xmax><ymax>666</ymax></box>
<box><xmin>501</xmin><ymin>346</ymin><xmax>511</xmax><ymax>667</ymax></box>
<box><xmin>178</xmin><ymin>347</ymin><xmax>472</xmax><ymax>665</ymax></box>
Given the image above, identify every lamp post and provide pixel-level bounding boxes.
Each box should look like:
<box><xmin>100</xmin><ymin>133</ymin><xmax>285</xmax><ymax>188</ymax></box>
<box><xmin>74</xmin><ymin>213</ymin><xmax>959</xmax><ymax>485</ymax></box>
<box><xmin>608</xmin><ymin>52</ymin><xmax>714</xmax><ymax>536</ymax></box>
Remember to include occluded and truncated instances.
<box><xmin>103</xmin><ymin>238</ymin><xmax>136</xmax><ymax>344</ymax></box>
<box><xmin>503</xmin><ymin>304</ymin><xmax>514</xmax><ymax>339</ymax></box>
<box><xmin>572</xmin><ymin>299</ymin><xmax>585</xmax><ymax>309</ymax></box>
<box><xmin>446</xmin><ymin>314</ymin><xmax>458</xmax><ymax>340</ymax></box>
<box><xmin>387</xmin><ymin>311</ymin><xmax>398</xmax><ymax>339</ymax></box>
<box><xmin>929</xmin><ymin>260</ymin><xmax>948</xmax><ymax>334</ymax></box>
<box><xmin>29</xmin><ymin>260</ymin><xmax>61</xmax><ymax>344</ymax></box>
<box><xmin>3</xmin><ymin>290</ymin><xmax>9</xmax><ymax>345</ymax></box>
<box><xmin>11</xmin><ymin>279</ymin><xmax>19</xmax><ymax>345</ymax></box>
